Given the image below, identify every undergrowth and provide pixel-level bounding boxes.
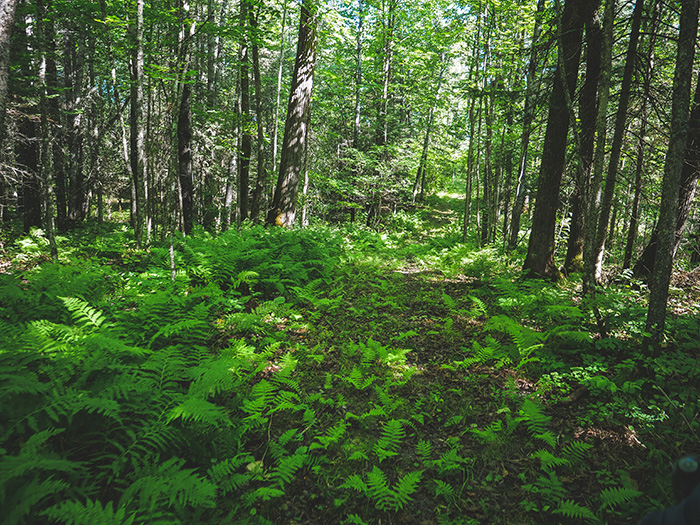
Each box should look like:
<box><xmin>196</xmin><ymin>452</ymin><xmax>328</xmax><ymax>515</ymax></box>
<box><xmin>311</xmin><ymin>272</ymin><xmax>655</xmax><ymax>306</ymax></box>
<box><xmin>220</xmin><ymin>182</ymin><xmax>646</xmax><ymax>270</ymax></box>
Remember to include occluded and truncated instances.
<box><xmin>1</xmin><ymin>202</ymin><xmax>698</xmax><ymax>524</ymax></box>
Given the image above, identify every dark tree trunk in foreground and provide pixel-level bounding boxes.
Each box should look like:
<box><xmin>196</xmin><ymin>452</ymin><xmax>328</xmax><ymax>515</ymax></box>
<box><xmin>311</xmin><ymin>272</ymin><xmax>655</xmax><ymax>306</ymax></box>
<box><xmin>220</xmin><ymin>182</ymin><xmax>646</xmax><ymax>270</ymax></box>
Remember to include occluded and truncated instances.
<box><xmin>564</xmin><ymin>9</ymin><xmax>602</xmax><ymax>274</ymax></box>
<box><xmin>643</xmin><ymin>0</ymin><xmax>699</xmax><ymax>352</ymax></box>
<box><xmin>17</xmin><ymin>109</ymin><xmax>42</xmax><ymax>232</ymax></box>
<box><xmin>634</xmin><ymin>69</ymin><xmax>700</xmax><ymax>277</ymax></box>
<box><xmin>0</xmin><ymin>0</ymin><xmax>18</xmax><ymax>146</ymax></box>
<box><xmin>249</xmin><ymin>6</ymin><xmax>267</xmax><ymax>223</ymax></box>
<box><xmin>238</xmin><ymin>0</ymin><xmax>251</xmax><ymax>222</ymax></box>
<box><xmin>267</xmin><ymin>0</ymin><xmax>319</xmax><ymax>227</ymax></box>
<box><xmin>523</xmin><ymin>0</ymin><xmax>599</xmax><ymax>279</ymax></box>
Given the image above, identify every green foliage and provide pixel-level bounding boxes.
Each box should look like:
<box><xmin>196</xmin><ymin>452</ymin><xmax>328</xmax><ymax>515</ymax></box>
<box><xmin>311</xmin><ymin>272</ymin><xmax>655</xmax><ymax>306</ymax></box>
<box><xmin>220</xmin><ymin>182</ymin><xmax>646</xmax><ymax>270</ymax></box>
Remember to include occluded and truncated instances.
<box><xmin>342</xmin><ymin>465</ymin><xmax>423</xmax><ymax>511</ymax></box>
<box><xmin>0</xmin><ymin>205</ymin><xmax>693</xmax><ymax>524</ymax></box>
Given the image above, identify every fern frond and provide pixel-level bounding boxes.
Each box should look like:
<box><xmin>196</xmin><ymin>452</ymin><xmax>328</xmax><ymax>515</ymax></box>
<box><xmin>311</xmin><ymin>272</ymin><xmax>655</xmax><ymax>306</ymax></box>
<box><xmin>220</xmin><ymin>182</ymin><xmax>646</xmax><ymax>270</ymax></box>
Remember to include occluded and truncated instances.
<box><xmin>270</xmin><ymin>449</ymin><xmax>306</xmax><ymax>487</ymax></box>
<box><xmin>561</xmin><ymin>441</ymin><xmax>593</xmax><ymax>464</ymax></box>
<box><xmin>415</xmin><ymin>439</ymin><xmax>432</xmax><ymax>460</ymax></box>
<box><xmin>313</xmin><ymin>420</ymin><xmax>347</xmax><ymax>450</ymax></box>
<box><xmin>167</xmin><ymin>396</ymin><xmax>228</xmax><ymax>428</ymax></box>
<box><xmin>553</xmin><ymin>499</ymin><xmax>596</xmax><ymax>520</ymax></box>
<box><xmin>42</xmin><ymin>499</ymin><xmax>137</xmax><ymax>525</ymax></box>
<box><xmin>531</xmin><ymin>449</ymin><xmax>570</xmax><ymax>470</ymax></box>
<box><xmin>434</xmin><ymin>479</ymin><xmax>454</xmax><ymax>499</ymax></box>
<box><xmin>60</xmin><ymin>296</ymin><xmax>110</xmax><ymax>330</ymax></box>
<box><xmin>120</xmin><ymin>457</ymin><xmax>217</xmax><ymax>510</ymax></box>
<box><xmin>599</xmin><ymin>486</ymin><xmax>642</xmax><ymax>510</ymax></box>
<box><xmin>374</xmin><ymin>419</ymin><xmax>405</xmax><ymax>462</ymax></box>
<box><xmin>341</xmin><ymin>473</ymin><xmax>369</xmax><ymax>493</ymax></box>
<box><xmin>518</xmin><ymin>399</ymin><xmax>551</xmax><ymax>442</ymax></box>
<box><xmin>391</xmin><ymin>470</ymin><xmax>423</xmax><ymax>509</ymax></box>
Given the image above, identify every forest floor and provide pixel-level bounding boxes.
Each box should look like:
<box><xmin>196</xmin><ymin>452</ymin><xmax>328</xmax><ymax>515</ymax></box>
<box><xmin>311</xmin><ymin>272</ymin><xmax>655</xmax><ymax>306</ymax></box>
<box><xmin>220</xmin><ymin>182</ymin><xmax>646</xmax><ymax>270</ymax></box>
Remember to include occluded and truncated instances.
<box><xmin>261</xmin><ymin>194</ymin><xmax>699</xmax><ymax>524</ymax></box>
<box><xmin>1</xmin><ymin>193</ymin><xmax>699</xmax><ymax>524</ymax></box>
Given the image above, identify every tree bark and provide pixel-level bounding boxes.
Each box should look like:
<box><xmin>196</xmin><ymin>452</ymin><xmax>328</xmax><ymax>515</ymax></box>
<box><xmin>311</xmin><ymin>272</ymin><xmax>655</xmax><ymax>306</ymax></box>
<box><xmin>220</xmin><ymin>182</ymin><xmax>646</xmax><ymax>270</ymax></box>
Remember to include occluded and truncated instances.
<box><xmin>509</xmin><ymin>0</ymin><xmax>545</xmax><ymax>252</ymax></box>
<box><xmin>129</xmin><ymin>0</ymin><xmax>147</xmax><ymax>248</ymax></box>
<box><xmin>267</xmin><ymin>0</ymin><xmax>319</xmax><ymax>227</ymax></box>
<box><xmin>643</xmin><ymin>0</ymin><xmax>699</xmax><ymax>352</ymax></box>
<box><xmin>0</xmin><ymin>0</ymin><xmax>18</xmax><ymax>147</ymax></box>
<box><xmin>523</xmin><ymin>0</ymin><xmax>599</xmax><ymax>279</ymax></box>
<box><xmin>592</xmin><ymin>0</ymin><xmax>645</xmax><ymax>279</ymax></box>
<box><xmin>249</xmin><ymin>5</ymin><xmax>267</xmax><ymax>223</ymax></box>
<box><xmin>634</xmin><ymin>69</ymin><xmax>700</xmax><ymax>277</ymax></box>
<box><xmin>178</xmin><ymin>81</ymin><xmax>193</xmax><ymax>235</ymax></box>
<box><xmin>64</xmin><ymin>29</ymin><xmax>85</xmax><ymax>226</ymax></box>
<box><xmin>412</xmin><ymin>59</ymin><xmax>445</xmax><ymax>204</ymax></box>
<box><xmin>237</xmin><ymin>0</ymin><xmax>251</xmax><ymax>222</ymax></box>
<box><xmin>624</xmin><ymin>0</ymin><xmax>659</xmax><ymax>269</ymax></box>
<box><xmin>564</xmin><ymin>9</ymin><xmax>602</xmax><ymax>274</ymax></box>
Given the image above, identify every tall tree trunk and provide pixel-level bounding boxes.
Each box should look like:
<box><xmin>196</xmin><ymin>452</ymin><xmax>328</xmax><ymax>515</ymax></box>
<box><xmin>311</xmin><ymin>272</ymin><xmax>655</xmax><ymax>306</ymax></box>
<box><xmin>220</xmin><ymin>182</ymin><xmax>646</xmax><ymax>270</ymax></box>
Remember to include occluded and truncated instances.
<box><xmin>624</xmin><ymin>1</ymin><xmax>659</xmax><ymax>268</ymax></box>
<box><xmin>0</xmin><ymin>0</ymin><xmax>18</xmax><ymax>147</ymax></box>
<box><xmin>238</xmin><ymin>0</ymin><xmax>251</xmax><ymax>222</ymax></box>
<box><xmin>523</xmin><ymin>0</ymin><xmax>599</xmax><ymax>279</ymax></box>
<box><xmin>582</xmin><ymin>0</ymin><xmax>613</xmax><ymax>306</ymax></box>
<box><xmin>376</xmin><ymin>0</ymin><xmax>395</xmax><ymax>147</ymax></box>
<box><xmin>129</xmin><ymin>0</ymin><xmax>147</xmax><ymax>248</ymax></box>
<box><xmin>462</xmin><ymin>95</ymin><xmax>477</xmax><ymax>242</ymax></box>
<box><xmin>177</xmin><ymin>0</ymin><xmax>195</xmax><ymax>235</ymax></box>
<box><xmin>37</xmin><ymin>0</ymin><xmax>57</xmax><ymax>259</ymax></box>
<box><xmin>64</xmin><ymin>30</ymin><xmax>85</xmax><ymax>226</ymax></box>
<box><xmin>249</xmin><ymin>5</ymin><xmax>267</xmax><ymax>223</ymax></box>
<box><xmin>643</xmin><ymin>0</ymin><xmax>699</xmax><ymax>352</ymax></box>
<box><xmin>509</xmin><ymin>0</ymin><xmax>545</xmax><ymax>251</ymax></box>
<box><xmin>592</xmin><ymin>0</ymin><xmax>645</xmax><ymax>279</ymax></box>
<box><xmin>178</xmin><ymin>81</ymin><xmax>193</xmax><ymax>235</ymax></box>
<box><xmin>266</xmin><ymin>0</ymin><xmax>319</xmax><ymax>227</ymax></box>
<box><xmin>353</xmin><ymin>0</ymin><xmax>363</xmax><ymax>148</ymax></box>
<box><xmin>17</xmin><ymin>106</ymin><xmax>42</xmax><ymax>232</ymax></box>
<box><xmin>412</xmin><ymin>59</ymin><xmax>445</xmax><ymax>204</ymax></box>
<box><xmin>272</xmin><ymin>1</ymin><xmax>288</xmax><ymax>178</ymax></box>
<box><xmin>564</xmin><ymin>9</ymin><xmax>602</xmax><ymax>274</ymax></box>
<box><xmin>41</xmin><ymin>0</ymin><xmax>67</xmax><ymax>232</ymax></box>
<box><xmin>634</xmin><ymin>69</ymin><xmax>700</xmax><ymax>277</ymax></box>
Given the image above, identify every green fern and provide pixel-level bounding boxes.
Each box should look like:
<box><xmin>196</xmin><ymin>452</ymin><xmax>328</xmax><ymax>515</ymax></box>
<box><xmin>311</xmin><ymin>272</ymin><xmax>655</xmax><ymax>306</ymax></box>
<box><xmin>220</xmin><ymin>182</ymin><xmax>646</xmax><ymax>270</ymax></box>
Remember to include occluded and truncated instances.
<box><xmin>374</xmin><ymin>419</ymin><xmax>405</xmax><ymax>462</ymax></box>
<box><xmin>42</xmin><ymin>499</ymin><xmax>137</xmax><ymax>525</ymax></box>
<box><xmin>270</xmin><ymin>448</ymin><xmax>307</xmax><ymax>487</ymax></box>
<box><xmin>561</xmin><ymin>441</ymin><xmax>593</xmax><ymax>464</ymax></box>
<box><xmin>553</xmin><ymin>499</ymin><xmax>596</xmax><ymax>520</ymax></box>
<box><xmin>415</xmin><ymin>439</ymin><xmax>432</xmax><ymax>460</ymax></box>
<box><xmin>120</xmin><ymin>456</ymin><xmax>217</xmax><ymax>511</ymax></box>
<box><xmin>343</xmin><ymin>465</ymin><xmax>423</xmax><ymax>511</ymax></box>
<box><xmin>518</xmin><ymin>399</ymin><xmax>554</xmax><ymax>447</ymax></box>
<box><xmin>312</xmin><ymin>420</ymin><xmax>348</xmax><ymax>450</ymax></box>
<box><xmin>167</xmin><ymin>397</ymin><xmax>229</xmax><ymax>428</ymax></box>
<box><xmin>60</xmin><ymin>296</ymin><xmax>110</xmax><ymax>329</ymax></box>
<box><xmin>531</xmin><ymin>449</ymin><xmax>570</xmax><ymax>470</ymax></box>
<box><xmin>599</xmin><ymin>486</ymin><xmax>642</xmax><ymax>511</ymax></box>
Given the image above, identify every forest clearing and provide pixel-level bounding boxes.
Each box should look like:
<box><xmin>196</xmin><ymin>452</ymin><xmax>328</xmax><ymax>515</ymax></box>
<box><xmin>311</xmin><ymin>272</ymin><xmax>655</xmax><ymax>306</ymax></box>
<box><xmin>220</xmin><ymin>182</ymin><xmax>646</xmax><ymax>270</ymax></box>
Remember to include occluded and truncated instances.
<box><xmin>1</xmin><ymin>193</ymin><xmax>699</xmax><ymax>524</ymax></box>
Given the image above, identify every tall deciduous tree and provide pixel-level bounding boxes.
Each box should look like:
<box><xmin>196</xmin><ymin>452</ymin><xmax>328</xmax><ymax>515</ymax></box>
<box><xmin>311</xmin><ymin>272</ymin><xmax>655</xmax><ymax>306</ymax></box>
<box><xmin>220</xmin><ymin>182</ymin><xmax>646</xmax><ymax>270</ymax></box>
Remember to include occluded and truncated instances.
<box><xmin>523</xmin><ymin>0</ymin><xmax>599</xmax><ymax>279</ymax></box>
<box><xmin>0</xmin><ymin>0</ymin><xmax>19</xmax><ymax>147</ymax></box>
<box><xmin>129</xmin><ymin>0</ymin><xmax>147</xmax><ymax>248</ymax></box>
<box><xmin>643</xmin><ymin>0</ymin><xmax>699</xmax><ymax>351</ymax></box>
<box><xmin>267</xmin><ymin>0</ymin><xmax>319</xmax><ymax>227</ymax></box>
<box><xmin>508</xmin><ymin>0</ymin><xmax>545</xmax><ymax>252</ymax></box>
<box><xmin>591</xmin><ymin>0</ymin><xmax>644</xmax><ymax>280</ymax></box>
